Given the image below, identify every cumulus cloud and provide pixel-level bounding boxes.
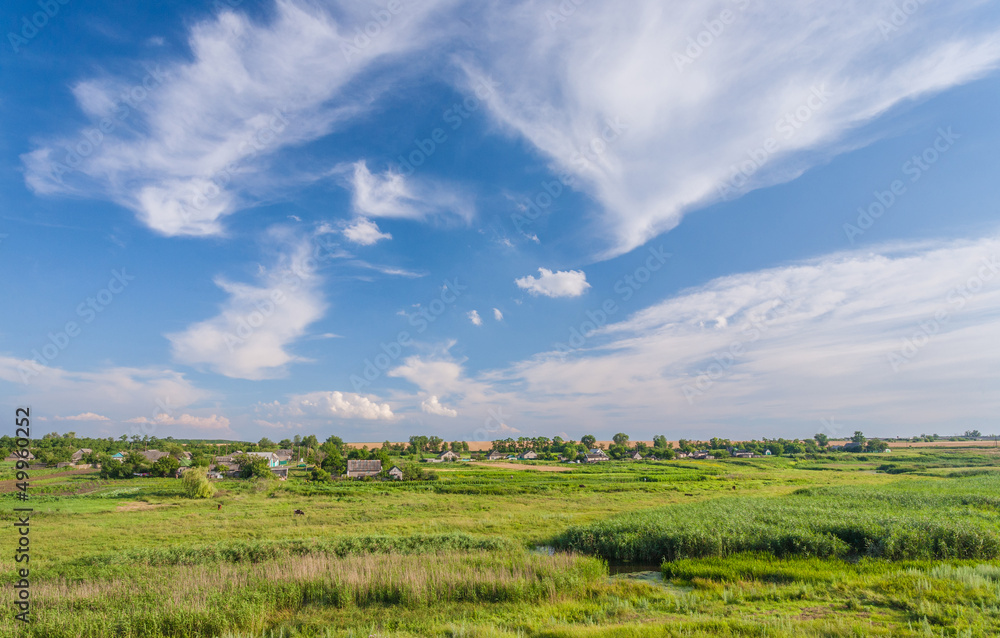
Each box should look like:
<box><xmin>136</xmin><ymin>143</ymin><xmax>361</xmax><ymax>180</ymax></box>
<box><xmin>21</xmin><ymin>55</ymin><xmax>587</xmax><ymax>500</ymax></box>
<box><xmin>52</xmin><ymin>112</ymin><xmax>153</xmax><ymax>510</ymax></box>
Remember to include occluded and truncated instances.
<box><xmin>421</xmin><ymin>395</ymin><xmax>458</xmax><ymax>417</ymax></box>
<box><xmin>343</xmin><ymin>217</ymin><xmax>391</xmax><ymax>245</ymax></box>
<box><xmin>21</xmin><ymin>0</ymin><xmax>455</xmax><ymax>236</ymax></box>
<box><xmin>257</xmin><ymin>391</ymin><xmax>394</xmax><ymax>421</ymax></box>
<box><xmin>467</xmin><ymin>310</ymin><xmax>483</xmax><ymax>326</ymax></box>
<box><xmin>467</xmin><ymin>0</ymin><xmax>1000</xmax><ymax>257</ymax></box>
<box><xmin>515</xmin><ymin>268</ymin><xmax>590</xmax><ymax>298</ymax></box>
<box><xmin>344</xmin><ymin>160</ymin><xmax>474</xmax><ymax>223</ymax></box>
<box><xmin>167</xmin><ymin>233</ymin><xmax>326</xmax><ymax>379</ymax></box>
<box><xmin>55</xmin><ymin>412</ymin><xmax>110</xmax><ymax>421</ymax></box>
<box><xmin>493</xmin><ymin>308</ymin><xmax>503</xmax><ymax>321</ymax></box>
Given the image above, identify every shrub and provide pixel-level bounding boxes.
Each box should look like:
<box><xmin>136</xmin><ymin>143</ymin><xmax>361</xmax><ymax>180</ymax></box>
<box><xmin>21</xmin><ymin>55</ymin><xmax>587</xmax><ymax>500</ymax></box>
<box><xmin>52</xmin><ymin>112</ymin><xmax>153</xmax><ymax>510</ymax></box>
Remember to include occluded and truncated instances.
<box><xmin>182</xmin><ymin>468</ymin><xmax>216</xmax><ymax>499</ymax></box>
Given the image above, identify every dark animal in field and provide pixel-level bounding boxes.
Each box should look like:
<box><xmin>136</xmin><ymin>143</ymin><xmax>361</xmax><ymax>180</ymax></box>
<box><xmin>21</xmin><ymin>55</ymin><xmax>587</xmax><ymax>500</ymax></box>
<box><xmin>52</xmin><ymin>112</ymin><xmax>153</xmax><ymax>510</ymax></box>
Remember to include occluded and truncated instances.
<box><xmin>293</xmin><ymin>509</ymin><xmax>305</xmax><ymax>516</ymax></box>
<box><xmin>217</xmin><ymin>503</ymin><xmax>222</xmax><ymax>510</ymax></box>
<box><xmin>684</xmin><ymin>493</ymin><xmax>694</xmax><ymax>496</ymax></box>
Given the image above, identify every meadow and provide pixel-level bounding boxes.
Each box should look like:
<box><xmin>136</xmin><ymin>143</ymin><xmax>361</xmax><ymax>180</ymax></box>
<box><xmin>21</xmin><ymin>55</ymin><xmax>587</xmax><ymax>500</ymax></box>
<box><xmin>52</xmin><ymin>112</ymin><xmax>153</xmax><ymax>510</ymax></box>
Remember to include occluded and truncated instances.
<box><xmin>2</xmin><ymin>445</ymin><xmax>999</xmax><ymax>637</ymax></box>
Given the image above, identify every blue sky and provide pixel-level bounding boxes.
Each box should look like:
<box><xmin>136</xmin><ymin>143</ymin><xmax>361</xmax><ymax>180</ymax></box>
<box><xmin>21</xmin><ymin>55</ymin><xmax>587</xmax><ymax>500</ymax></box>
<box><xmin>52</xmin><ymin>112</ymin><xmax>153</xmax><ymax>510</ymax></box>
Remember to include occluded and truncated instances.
<box><xmin>2</xmin><ymin>0</ymin><xmax>1000</xmax><ymax>442</ymax></box>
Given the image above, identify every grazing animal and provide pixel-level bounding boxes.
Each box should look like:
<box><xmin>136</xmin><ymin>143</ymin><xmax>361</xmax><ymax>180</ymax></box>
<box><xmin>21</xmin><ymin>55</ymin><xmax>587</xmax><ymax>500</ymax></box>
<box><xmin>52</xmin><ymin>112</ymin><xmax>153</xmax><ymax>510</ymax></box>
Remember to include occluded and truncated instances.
<box><xmin>217</xmin><ymin>503</ymin><xmax>222</xmax><ymax>510</ymax></box>
<box><xmin>293</xmin><ymin>509</ymin><xmax>305</xmax><ymax>516</ymax></box>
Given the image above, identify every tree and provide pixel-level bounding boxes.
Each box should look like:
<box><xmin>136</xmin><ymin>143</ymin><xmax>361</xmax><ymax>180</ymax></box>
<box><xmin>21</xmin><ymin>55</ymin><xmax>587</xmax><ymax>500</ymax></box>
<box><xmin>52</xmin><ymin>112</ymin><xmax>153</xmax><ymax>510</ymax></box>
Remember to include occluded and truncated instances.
<box><xmin>612</xmin><ymin>433</ymin><xmax>630</xmax><ymax>447</ymax></box>
<box><xmin>310</xmin><ymin>467</ymin><xmax>330</xmax><ymax>482</ymax></box>
<box><xmin>321</xmin><ymin>447</ymin><xmax>346</xmax><ymax>476</ymax></box>
<box><xmin>182</xmin><ymin>468</ymin><xmax>217</xmax><ymax>498</ymax></box>
<box><xmin>814</xmin><ymin>433</ymin><xmax>829</xmax><ymax>448</ymax></box>
<box><xmin>581</xmin><ymin>435</ymin><xmax>597</xmax><ymax>449</ymax></box>
<box><xmin>258</xmin><ymin>437</ymin><xmax>275</xmax><ymax>449</ymax></box>
<box><xmin>865</xmin><ymin>439</ymin><xmax>889</xmax><ymax>453</ymax></box>
<box><xmin>234</xmin><ymin>454</ymin><xmax>272</xmax><ymax>479</ymax></box>
<box><xmin>278</xmin><ymin>439</ymin><xmax>293</xmax><ymax>449</ymax></box>
<box><xmin>851</xmin><ymin>431</ymin><xmax>866</xmax><ymax>445</ymax></box>
<box><xmin>964</xmin><ymin>430</ymin><xmax>982</xmax><ymax>438</ymax></box>
<box><xmin>151</xmin><ymin>455</ymin><xmax>180</xmax><ymax>478</ymax></box>
<box><xmin>653</xmin><ymin>435</ymin><xmax>668</xmax><ymax>449</ymax></box>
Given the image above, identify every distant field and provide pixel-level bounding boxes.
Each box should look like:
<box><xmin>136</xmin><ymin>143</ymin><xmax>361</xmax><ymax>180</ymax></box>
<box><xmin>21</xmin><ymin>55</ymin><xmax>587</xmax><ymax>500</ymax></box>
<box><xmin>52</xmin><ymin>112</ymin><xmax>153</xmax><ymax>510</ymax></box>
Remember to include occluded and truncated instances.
<box><xmin>3</xmin><ymin>446</ymin><xmax>1000</xmax><ymax>637</ymax></box>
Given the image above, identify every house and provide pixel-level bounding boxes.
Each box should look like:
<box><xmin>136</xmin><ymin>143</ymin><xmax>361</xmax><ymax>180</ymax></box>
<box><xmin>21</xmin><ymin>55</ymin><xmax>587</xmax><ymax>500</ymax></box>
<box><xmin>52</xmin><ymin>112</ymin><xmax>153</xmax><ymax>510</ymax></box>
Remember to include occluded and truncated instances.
<box><xmin>206</xmin><ymin>470</ymin><xmax>224</xmax><ymax>479</ymax></box>
<box><xmin>764</xmin><ymin>449</ymin><xmax>772</xmax><ymax>456</ymax></box>
<box><xmin>245</xmin><ymin>452</ymin><xmax>280</xmax><ymax>467</ymax></box>
<box><xmin>630</xmin><ymin>451</ymin><xmax>643</xmax><ymax>460</ymax></box>
<box><xmin>486</xmin><ymin>451</ymin><xmax>504</xmax><ymax>461</ymax></box>
<box><xmin>213</xmin><ymin>452</ymin><xmax>242</xmax><ymax>469</ymax></box>
<box><xmin>71</xmin><ymin>448</ymin><xmax>93</xmax><ymax>463</ymax></box>
<box><xmin>110</xmin><ymin>451</ymin><xmax>126</xmax><ymax>462</ymax></box>
<box><xmin>585</xmin><ymin>449</ymin><xmax>610</xmax><ymax>463</ymax></box>
<box><xmin>519</xmin><ymin>450</ymin><xmax>538</xmax><ymax>460</ymax></box>
<box><xmin>270</xmin><ymin>467</ymin><xmax>288</xmax><ymax>479</ymax></box>
<box><xmin>141</xmin><ymin>450</ymin><xmax>169</xmax><ymax>463</ymax></box>
<box><xmin>437</xmin><ymin>450</ymin><xmax>461</xmax><ymax>461</ymax></box>
<box><xmin>387</xmin><ymin>466</ymin><xmax>404</xmax><ymax>481</ymax></box>
<box><xmin>346</xmin><ymin>459</ymin><xmax>382</xmax><ymax>478</ymax></box>
<box><xmin>675</xmin><ymin>452</ymin><xmax>689</xmax><ymax>459</ymax></box>
<box><xmin>733</xmin><ymin>451</ymin><xmax>755</xmax><ymax>458</ymax></box>
<box><xmin>5</xmin><ymin>450</ymin><xmax>35</xmax><ymax>461</ymax></box>
<box><xmin>691</xmin><ymin>451</ymin><xmax>715</xmax><ymax>460</ymax></box>
<box><xmin>275</xmin><ymin>449</ymin><xmax>295</xmax><ymax>464</ymax></box>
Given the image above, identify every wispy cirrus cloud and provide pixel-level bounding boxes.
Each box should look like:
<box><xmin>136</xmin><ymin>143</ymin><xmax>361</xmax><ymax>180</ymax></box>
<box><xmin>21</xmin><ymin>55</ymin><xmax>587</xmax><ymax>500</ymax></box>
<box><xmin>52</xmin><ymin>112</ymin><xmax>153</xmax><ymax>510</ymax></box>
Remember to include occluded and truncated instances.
<box><xmin>482</xmin><ymin>235</ymin><xmax>1000</xmax><ymax>436</ymax></box>
<box><xmin>167</xmin><ymin>232</ymin><xmax>326</xmax><ymax>379</ymax></box>
<box><xmin>467</xmin><ymin>0</ymin><xmax>1000</xmax><ymax>257</ymax></box>
<box><xmin>343</xmin><ymin>160</ymin><xmax>475</xmax><ymax>224</ymax></box>
<box><xmin>21</xmin><ymin>0</ymin><xmax>458</xmax><ymax>237</ymax></box>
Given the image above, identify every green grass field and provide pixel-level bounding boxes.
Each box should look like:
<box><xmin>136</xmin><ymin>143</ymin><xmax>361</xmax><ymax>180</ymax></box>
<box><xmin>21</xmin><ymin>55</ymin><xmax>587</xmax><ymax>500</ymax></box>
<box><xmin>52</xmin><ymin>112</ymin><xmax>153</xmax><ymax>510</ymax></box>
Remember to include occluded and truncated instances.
<box><xmin>3</xmin><ymin>446</ymin><xmax>999</xmax><ymax>636</ymax></box>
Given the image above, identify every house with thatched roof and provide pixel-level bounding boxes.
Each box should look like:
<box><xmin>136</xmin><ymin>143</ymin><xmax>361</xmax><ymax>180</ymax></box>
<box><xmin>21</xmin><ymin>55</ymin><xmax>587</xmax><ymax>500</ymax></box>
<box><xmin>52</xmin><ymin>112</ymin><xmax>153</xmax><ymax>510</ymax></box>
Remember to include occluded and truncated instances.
<box><xmin>519</xmin><ymin>451</ymin><xmax>538</xmax><ymax>460</ymax></box>
<box><xmin>486</xmin><ymin>450</ymin><xmax>504</xmax><ymax>461</ymax></box>
<box><xmin>437</xmin><ymin>450</ymin><xmax>460</xmax><ymax>461</ymax></box>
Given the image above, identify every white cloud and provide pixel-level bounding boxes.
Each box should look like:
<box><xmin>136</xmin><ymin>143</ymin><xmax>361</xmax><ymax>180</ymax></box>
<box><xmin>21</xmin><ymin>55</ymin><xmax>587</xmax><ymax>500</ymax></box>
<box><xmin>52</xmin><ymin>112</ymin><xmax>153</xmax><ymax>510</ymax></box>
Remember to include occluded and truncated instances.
<box><xmin>0</xmin><ymin>357</ymin><xmax>209</xmax><ymax>425</ymax></box>
<box><xmin>421</xmin><ymin>395</ymin><xmax>458</xmax><ymax>417</ymax></box>
<box><xmin>55</xmin><ymin>412</ymin><xmax>110</xmax><ymax>421</ymax></box>
<box><xmin>343</xmin><ymin>217</ymin><xmax>391</xmax><ymax>245</ymax></box>
<box><xmin>467</xmin><ymin>1</ymin><xmax>1000</xmax><ymax>257</ymax></box>
<box><xmin>493</xmin><ymin>308</ymin><xmax>503</xmax><ymax>321</ymax></box>
<box><xmin>21</xmin><ymin>0</ymin><xmax>456</xmax><ymax>236</ymax></box>
<box><xmin>489</xmin><ymin>235</ymin><xmax>1000</xmax><ymax>436</ymax></box>
<box><xmin>468</xmin><ymin>310</ymin><xmax>483</xmax><ymax>326</ymax></box>
<box><xmin>126</xmin><ymin>413</ymin><xmax>232</xmax><ymax>431</ymax></box>
<box><xmin>344</xmin><ymin>160</ymin><xmax>474</xmax><ymax>223</ymax></box>
<box><xmin>257</xmin><ymin>390</ymin><xmax>395</xmax><ymax>421</ymax></box>
<box><xmin>515</xmin><ymin>268</ymin><xmax>590</xmax><ymax>298</ymax></box>
<box><xmin>167</xmin><ymin>233</ymin><xmax>326</xmax><ymax>379</ymax></box>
